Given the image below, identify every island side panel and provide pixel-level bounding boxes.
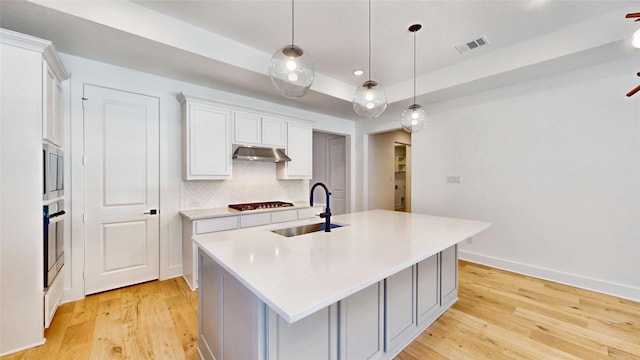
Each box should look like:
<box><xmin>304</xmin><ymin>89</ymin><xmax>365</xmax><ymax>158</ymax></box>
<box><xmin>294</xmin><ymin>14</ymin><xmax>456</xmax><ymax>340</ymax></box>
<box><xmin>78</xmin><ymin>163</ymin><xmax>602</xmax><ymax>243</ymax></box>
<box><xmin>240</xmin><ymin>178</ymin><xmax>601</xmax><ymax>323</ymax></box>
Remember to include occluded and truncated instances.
<box><xmin>198</xmin><ymin>250</ymin><xmax>223</xmax><ymax>360</ymax></box>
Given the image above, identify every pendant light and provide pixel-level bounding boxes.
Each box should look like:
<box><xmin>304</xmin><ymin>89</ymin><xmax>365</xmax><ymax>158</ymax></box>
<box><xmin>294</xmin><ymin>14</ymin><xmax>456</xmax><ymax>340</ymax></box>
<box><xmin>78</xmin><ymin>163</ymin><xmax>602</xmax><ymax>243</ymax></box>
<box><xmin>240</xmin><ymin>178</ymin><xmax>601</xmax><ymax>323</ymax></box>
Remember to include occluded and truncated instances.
<box><xmin>269</xmin><ymin>0</ymin><xmax>314</xmax><ymax>98</ymax></box>
<box><xmin>353</xmin><ymin>0</ymin><xmax>387</xmax><ymax>119</ymax></box>
<box><xmin>401</xmin><ymin>24</ymin><xmax>427</xmax><ymax>133</ymax></box>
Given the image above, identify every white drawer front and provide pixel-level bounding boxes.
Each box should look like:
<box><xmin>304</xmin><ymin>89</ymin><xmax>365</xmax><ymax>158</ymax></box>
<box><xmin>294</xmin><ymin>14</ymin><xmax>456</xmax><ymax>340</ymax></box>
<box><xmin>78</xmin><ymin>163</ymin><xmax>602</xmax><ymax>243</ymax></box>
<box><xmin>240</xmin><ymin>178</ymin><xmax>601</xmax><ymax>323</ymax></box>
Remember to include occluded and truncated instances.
<box><xmin>298</xmin><ymin>206</ymin><xmax>322</xmax><ymax>220</ymax></box>
<box><xmin>240</xmin><ymin>213</ymin><xmax>272</xmax><ymax>228</ymax></box>
<box><xmin>195</xmin><ymin>216</ymin><xmax>238</xmax><ymax>235</ymax></box>
<box><xmin>271</xmin><ymin>210</ymin><xmax>298</xmax><ymax>224</ymax></box>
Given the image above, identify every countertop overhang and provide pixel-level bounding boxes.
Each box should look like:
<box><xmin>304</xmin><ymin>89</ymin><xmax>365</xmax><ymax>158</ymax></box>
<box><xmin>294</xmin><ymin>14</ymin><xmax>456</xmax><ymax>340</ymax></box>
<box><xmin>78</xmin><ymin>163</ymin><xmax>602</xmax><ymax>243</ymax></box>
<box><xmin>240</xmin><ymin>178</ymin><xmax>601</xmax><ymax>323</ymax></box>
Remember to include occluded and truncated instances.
<box><xmin>194</xmin><ymin>209</ymin><xmax>491</xmax><ymax>323</ymax></box>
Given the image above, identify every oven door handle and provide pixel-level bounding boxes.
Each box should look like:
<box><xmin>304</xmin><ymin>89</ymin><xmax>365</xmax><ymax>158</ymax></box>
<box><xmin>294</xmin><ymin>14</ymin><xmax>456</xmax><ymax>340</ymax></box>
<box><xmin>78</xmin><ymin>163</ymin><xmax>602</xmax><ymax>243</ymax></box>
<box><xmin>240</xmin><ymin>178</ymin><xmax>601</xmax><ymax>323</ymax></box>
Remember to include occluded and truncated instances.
<box><xmin>49</xmin><ymin>210</ymin><xmax>66</xmax><ymax>219</ymax></box>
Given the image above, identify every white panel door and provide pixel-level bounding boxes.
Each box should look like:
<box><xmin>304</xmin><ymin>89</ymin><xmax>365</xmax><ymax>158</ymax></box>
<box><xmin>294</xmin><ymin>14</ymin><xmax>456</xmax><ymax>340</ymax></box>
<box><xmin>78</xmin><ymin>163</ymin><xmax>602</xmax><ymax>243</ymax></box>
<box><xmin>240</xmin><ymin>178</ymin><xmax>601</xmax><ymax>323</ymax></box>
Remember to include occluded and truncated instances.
<box><xmin>83</xmin><ymin>85</ymin><xmax>160</xmax><ymax>295</ymax></box>
<box><xmin>328</xmin><ymin>136</ymin><xmax>346</xmax><ymax>215</ymax></box>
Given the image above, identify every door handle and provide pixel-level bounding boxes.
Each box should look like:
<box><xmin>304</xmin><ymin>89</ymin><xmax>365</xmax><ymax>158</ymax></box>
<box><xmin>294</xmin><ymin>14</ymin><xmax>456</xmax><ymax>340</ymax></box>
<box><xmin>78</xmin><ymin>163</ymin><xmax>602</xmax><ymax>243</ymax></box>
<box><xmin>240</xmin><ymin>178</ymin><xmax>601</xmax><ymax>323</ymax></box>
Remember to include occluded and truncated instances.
<box><xmin>144</xmin><ymin>209</ymin><xmax>158</xmax><ymax>215</ymax></box>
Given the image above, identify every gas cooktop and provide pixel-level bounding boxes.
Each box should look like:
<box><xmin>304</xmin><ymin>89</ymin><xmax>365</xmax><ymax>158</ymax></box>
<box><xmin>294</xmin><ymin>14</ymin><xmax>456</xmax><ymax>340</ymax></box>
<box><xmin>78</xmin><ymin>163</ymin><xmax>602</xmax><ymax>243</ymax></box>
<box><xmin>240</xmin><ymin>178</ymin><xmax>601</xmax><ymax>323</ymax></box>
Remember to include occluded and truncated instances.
<box><xmin>228</xmin><ymin>201</ymin><xmax>294</xmax><ymax>211</ymax></box>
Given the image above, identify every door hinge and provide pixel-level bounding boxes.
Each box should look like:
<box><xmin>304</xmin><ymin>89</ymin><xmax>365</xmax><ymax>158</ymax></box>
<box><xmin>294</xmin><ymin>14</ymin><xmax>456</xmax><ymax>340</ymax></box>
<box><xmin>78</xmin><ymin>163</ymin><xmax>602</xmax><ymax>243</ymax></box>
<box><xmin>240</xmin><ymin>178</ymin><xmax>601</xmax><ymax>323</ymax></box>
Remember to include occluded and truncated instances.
<box><xmin>82</xmin><ymin>213</ymin><xmax>85</xmax><ymax>223</ymax></box>
<box><xmin>82</xmin><ymin>155</ymin><xmax>86</xmax><ymax>165</ymax></box>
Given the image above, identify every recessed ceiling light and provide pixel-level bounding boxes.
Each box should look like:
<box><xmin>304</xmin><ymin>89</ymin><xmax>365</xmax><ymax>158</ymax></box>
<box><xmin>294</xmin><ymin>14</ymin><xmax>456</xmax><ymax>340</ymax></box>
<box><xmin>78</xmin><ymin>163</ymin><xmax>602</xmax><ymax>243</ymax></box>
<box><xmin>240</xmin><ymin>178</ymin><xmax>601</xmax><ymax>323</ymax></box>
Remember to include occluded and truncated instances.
<box><xmin>353</xmin><ymin>69</ymin><xmax>364</xmax><ymax>76</ymax></box>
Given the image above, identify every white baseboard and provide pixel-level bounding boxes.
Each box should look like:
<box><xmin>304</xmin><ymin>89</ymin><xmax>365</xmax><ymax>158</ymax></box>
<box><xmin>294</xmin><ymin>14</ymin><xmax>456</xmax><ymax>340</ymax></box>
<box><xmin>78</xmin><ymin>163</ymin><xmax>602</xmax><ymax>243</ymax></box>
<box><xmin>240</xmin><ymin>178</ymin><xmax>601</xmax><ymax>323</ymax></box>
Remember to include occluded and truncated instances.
<box><xmin>459</xmin><ymin>250</ymin><xmax>640</xmax><ymax>302</ymax></box>
<box><xmin>0</xmin><ymin>339</ymin><xmax>45</xmax><ymax>357</ymax></box>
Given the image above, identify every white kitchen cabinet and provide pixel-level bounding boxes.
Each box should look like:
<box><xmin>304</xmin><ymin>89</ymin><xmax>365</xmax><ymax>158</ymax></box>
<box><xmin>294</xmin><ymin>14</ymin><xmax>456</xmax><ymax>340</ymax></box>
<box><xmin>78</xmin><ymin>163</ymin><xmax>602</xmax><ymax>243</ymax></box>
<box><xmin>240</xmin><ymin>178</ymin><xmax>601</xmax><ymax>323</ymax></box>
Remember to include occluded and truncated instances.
<box><xmin>42</xmin><ymin>59</ymin><xmax>63</xmax><ymax>146</ymax></box>
<box><xmin>233</xmin><ymin>111</ymin><xmax>286</xmax><ymax>147</ymax></box>
<box><xmin>1</xmin><ymin>29</ymin><xmax>68</xmax><ymax>356</ymax></box>
<box><xmin>179</xmin><ymin>93</ymin><xmax>232</xmax><ymax>180</ymax></box>
<box><xmin>277</xmin><ymin>120</ymin><xmax>313</xmax><ymax>179</ymax></box>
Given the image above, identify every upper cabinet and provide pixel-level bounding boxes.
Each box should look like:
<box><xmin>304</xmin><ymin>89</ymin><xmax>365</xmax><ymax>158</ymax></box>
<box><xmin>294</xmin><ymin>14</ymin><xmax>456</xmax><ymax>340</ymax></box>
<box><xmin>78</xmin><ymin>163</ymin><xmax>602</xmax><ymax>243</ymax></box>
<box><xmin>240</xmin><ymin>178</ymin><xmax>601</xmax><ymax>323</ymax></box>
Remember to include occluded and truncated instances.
<box><xmin>277</xmin><ymin>120</ymin><xmax>313</xmax><ymax>179</ymax></box>
<box><xmin>42</xmin><ymin>59</ymin><xmax>64</xmax><ymax>147</ymax></box>
<box><xmin>233</xmin><ymin>111</ymin><xmax>286</xmax><ymax>148</ymax></box>
<box><xmin>179</xmin><ymin>93</ymin><xmax>232</xmax><ymax>180</ymax></box>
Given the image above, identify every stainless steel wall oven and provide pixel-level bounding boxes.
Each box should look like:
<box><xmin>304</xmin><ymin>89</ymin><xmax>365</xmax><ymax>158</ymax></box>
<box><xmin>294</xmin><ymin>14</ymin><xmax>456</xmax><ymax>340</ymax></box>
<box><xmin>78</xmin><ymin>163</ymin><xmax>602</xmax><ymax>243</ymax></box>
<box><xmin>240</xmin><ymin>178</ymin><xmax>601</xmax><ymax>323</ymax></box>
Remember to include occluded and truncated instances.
<box><xmin>44</xmin><ymin>200</ymin><xmax>65</xmax><ymax>288</ymax></box>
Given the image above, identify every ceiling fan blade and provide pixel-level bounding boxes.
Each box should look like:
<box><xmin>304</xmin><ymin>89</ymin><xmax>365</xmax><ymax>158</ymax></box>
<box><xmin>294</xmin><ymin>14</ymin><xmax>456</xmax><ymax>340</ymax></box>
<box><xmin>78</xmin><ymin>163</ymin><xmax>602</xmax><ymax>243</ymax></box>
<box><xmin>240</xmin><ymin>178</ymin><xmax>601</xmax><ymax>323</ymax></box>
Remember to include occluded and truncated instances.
<box><xmin>626</xmin><ymin>85</ymin><xmax>640</xmax><ymax>97</ymax></box>
<box><xmin>626</xmin><ymin>13</ymin><xmax>640</xmax><ymax>18</ymax></box>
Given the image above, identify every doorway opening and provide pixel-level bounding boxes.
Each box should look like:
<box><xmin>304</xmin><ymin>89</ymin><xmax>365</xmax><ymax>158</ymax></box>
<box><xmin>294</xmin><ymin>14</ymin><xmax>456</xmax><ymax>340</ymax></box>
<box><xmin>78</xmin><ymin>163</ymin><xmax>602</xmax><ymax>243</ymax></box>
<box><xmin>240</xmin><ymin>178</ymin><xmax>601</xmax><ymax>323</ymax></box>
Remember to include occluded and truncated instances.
<box><xmin>367</xmin><ymin>130</ymin><xmax>411</xmax><ymax>212</ymax></box>
<box><xmin>312</xmin><ymin>131</ymin><xmax>350</xmax><ymax>215</ymax></box>
<box><xmin>394</xmin><ymin>142</ymin><xmax>411</xmax><ymax>212</ymax></box>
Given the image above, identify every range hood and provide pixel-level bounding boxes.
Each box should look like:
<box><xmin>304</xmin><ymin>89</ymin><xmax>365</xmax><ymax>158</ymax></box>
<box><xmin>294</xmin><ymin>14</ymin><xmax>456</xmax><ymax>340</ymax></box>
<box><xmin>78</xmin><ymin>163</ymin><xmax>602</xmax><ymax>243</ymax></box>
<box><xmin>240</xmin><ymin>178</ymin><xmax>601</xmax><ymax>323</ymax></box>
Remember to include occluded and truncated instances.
<box><xmin>232</xmin><ymin>146</ymin><xmax>291</xmax><ymax>163</ymax></box>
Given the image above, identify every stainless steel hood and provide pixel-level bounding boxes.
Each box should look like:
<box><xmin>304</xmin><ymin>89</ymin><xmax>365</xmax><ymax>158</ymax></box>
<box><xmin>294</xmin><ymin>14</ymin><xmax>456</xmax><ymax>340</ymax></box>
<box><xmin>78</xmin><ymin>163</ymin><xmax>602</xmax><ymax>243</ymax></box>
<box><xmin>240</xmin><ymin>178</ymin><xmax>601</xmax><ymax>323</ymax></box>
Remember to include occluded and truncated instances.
<box><xmin>232</xmin><ymin>146</ymin><xmax>291</xmax><ymax>163</ymax></box>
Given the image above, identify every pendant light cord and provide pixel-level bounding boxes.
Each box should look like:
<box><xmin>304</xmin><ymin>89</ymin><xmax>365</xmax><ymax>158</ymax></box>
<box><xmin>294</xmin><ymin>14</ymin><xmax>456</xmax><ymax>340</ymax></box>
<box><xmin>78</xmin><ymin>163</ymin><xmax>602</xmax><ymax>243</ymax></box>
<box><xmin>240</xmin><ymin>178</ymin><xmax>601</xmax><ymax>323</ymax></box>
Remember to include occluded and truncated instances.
<box><xmin>368</xmin><ymin>0</ymin><xmax>372</xmax><ymax>81</ymax></box>
<box><xmin>412</xmin><ymin>28</ymin><xmax>416</xmax><ymax>105</ymax></box>
<box><xmin>291</xmin><ymin>0</ymin><xmax>295</xmax><ymax>46</ymax></box>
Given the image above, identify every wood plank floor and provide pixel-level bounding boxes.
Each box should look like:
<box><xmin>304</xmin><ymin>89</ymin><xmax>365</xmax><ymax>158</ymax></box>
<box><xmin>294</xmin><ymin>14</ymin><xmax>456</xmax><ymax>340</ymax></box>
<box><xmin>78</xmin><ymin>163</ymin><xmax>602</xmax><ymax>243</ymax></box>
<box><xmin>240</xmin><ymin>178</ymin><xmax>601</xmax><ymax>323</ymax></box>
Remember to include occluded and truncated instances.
<box><xmin>3</xmin><ymin>261</ymin><xmax>639</xmax><ymax>359</ymax></box>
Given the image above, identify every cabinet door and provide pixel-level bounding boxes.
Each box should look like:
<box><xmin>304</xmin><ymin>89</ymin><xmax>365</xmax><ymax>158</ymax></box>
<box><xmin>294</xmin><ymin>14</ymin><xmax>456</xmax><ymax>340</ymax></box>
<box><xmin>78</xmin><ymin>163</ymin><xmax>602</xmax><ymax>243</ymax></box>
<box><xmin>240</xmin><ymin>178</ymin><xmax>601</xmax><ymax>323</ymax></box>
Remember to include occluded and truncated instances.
<box><xmin>341</xmin><ymin>282</ymin><xmax>384</xmax><ymax>360</ymax></box>
<box><xmin>267</xmin><ymin>306</ymin><xmax>335</xmax><ymax>360</ymax></box>
<box><xmin>184</xmin><ymin>102</ymin><xmax>232</xmax><ymax>180</ymax></box>
<box><xmin>42</xmin><ymin>60</ymin><xmax>62</xmax><ymax>146</ymax></box>
<box><xmin>441</xmin><ymin>245</ymin><xmax>458</xmax><ymax>305</ymax></box>
<box><xmin>233</xmin><ymin>110</ymin><xmax>261</xmax><ymax>145</ymax></box>
<box><xmin>277</xmin><ymin>120</ymin><xmax>312</xmax><ymax>179</ymax></box>
<box><xmin>384</xmin><ymin>266</ymin><xmax>416</xmax><ymax>352</ymax></box>
<box><xmin>416</xmin><ymin>254</ymin><xmax>439</xmax><ymax>325</ymax></box>
<box><xmin>261</xmin><ymin>116</ymin><xmax>286</xmax><ymax>147</ymax></box>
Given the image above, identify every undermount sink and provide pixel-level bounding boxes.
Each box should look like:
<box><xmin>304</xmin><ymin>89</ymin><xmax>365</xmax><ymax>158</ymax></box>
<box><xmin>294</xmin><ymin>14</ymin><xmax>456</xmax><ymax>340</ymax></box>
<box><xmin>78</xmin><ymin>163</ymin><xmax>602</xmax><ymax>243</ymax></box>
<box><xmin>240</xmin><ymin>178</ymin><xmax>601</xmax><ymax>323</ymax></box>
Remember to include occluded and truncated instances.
<box><xmin>271</xmin><ymin>222</ymin><xmax>343</xmax><ymax>237</ymax></box>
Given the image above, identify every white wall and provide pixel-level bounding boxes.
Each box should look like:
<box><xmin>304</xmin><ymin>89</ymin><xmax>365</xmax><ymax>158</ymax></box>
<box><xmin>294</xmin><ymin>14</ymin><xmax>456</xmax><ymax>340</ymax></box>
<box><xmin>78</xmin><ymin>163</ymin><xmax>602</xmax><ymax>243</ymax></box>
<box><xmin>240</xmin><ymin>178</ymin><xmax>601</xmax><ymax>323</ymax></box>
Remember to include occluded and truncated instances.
<box><xmin>411</xmin><ymin>56</ymin><xmax>640</xmax><ymax>300</ymax></box>
<box><xmin>60</xmin><ymin>53</ymin><xmax>355</xmax><ymax>302</ymax></box>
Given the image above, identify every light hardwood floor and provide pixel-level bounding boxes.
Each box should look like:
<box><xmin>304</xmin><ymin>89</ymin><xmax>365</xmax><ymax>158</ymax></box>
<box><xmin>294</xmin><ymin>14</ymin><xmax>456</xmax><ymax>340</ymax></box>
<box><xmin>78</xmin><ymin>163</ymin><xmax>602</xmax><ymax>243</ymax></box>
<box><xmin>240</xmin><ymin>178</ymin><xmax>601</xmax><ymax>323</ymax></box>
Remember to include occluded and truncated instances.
<box><xmin>3</xmin><ymin>261</ymin><xmax>639</xmax><ymax>359</ymax></box>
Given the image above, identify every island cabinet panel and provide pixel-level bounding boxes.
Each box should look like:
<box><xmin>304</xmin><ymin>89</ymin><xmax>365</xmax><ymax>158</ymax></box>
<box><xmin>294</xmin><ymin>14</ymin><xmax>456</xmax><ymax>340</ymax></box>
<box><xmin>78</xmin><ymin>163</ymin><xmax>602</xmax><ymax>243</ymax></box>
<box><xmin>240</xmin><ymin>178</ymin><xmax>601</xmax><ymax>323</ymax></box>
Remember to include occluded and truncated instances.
<box><xmin>339</xmin><ymin>282</ymin><xmax>385</xmax><ymax>360</ymax></box>
<box><xmin>384</xmin><ymin>266</ymin><xmax>416</xmax><ymax>352</ymax></box>
<box><xmin>416</xmin><ymin>254</ymin><xmax>440</xmax><ymax>324</ymax></box>
<box><xmin>222</xmin><ymin>272</ymin><xmax>264</xmax><ymax>360</ymax></box>
<box><xmin>199</xmin><ymin>252</ymin><xmax>223</xmax><ymax>360</ymax></box>
<box><xmin>267</xmin><ymin>305</ymin><xmax>338</xmax><ymax>360</ymax></box>
<box><xmin>441</xmin><ymin>245</ymin><xmax>458</xmax><ymax>306</ymax></box>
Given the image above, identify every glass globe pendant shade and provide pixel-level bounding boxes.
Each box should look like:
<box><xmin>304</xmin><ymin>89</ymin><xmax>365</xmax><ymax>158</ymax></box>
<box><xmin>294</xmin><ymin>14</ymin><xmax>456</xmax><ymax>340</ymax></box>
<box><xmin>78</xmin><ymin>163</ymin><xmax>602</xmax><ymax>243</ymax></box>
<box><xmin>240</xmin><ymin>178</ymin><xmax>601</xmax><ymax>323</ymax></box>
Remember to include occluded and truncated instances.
<box><xmin>269</xmin><ymin>44</ymin><xmax>315</xmax><ymax>98</ymax></box>
<box><xmin>400</xmin><ymin>104</ymin><xmax>427</xmax><ymax>133</ymax></box>
<box><xmin>353</xmin><ymin>80</ymin><xmax>387</xmax><ymax>118</ymax></box>
<box><xmin>633</xmin><ymin>28</ymin><xmax>640</xmax><ymax>49</ymax></box>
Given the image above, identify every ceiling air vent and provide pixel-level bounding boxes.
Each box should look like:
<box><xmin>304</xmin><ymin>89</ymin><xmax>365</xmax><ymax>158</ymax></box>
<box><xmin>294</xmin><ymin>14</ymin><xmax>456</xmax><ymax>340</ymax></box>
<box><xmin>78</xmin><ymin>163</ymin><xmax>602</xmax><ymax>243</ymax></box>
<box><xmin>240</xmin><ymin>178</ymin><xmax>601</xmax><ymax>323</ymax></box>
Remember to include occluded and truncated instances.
<box><xmin>456</xmin><ymin>36</ymin><xmax>490</xmax><ymax>54</ymax></box>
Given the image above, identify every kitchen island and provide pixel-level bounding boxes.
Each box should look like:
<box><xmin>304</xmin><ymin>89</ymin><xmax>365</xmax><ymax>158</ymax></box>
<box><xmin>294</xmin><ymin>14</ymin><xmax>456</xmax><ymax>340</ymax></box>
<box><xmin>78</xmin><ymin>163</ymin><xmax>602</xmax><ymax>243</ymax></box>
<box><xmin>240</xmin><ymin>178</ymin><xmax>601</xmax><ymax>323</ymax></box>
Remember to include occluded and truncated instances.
<box><xmin>194</xmin><ymin>209</ymin><xmax>491</xmax><ymax>360</ymax></box>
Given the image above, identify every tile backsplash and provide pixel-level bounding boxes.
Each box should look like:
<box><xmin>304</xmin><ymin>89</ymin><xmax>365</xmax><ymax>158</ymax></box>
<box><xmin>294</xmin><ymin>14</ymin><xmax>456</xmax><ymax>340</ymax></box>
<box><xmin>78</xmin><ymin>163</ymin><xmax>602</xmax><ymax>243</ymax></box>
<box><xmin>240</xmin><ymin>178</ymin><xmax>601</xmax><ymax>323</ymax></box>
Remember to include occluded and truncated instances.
<box><xmin>180</xmin><ymin>162</ymin><xmax>309</xmax><ymax>210</ymax></box>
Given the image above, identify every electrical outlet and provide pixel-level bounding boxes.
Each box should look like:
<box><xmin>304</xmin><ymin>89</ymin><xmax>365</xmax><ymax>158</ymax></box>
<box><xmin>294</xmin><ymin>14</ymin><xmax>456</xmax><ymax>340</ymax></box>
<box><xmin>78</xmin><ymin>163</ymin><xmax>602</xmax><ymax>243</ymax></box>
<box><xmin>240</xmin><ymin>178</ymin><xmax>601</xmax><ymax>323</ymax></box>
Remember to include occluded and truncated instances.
<box><xmin>466</xmin><ymin>237</ymin><xmax>473</xmax><ymax>245</ymax></box>
<box><xmin>190</xmin><ymin>200</ymin><xmax>200</xmax><ymax>207</ymax></box>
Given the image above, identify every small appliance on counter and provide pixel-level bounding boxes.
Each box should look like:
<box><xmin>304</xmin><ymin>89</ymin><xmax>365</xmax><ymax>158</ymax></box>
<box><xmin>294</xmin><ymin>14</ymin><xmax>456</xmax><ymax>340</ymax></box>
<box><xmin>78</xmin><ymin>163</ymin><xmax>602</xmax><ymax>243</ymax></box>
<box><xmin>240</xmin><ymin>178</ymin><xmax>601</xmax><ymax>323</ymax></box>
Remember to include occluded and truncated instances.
<box><xmin>228</xmin><ymin>201</ymin><xmax>294</xmax><ymax>211</ymax></box>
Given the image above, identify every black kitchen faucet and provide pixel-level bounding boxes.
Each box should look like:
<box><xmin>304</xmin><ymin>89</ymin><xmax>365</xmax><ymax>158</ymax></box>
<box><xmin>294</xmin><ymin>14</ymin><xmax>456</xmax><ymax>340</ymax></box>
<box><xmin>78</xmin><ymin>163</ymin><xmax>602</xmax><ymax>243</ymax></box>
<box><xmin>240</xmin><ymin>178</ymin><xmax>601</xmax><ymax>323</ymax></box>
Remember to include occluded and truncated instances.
<box><xmin>310</xmin><ymin>182</ymin><xmax>332</xmax><ymax>232</ymax></box>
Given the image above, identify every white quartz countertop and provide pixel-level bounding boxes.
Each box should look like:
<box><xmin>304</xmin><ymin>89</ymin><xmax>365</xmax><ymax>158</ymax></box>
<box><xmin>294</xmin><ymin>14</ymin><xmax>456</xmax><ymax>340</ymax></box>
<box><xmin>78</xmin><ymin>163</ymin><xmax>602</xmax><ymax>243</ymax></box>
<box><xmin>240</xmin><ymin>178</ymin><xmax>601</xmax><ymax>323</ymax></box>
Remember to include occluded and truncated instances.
<box><xmin>180</xmin><ymin>201</ymin><xmax>318</xmax><ymax>220</ymax></box>
<box><xmin>194</xmin><ymin>209</ymin><xmax>491</xmax><ymax>323</ymax></box>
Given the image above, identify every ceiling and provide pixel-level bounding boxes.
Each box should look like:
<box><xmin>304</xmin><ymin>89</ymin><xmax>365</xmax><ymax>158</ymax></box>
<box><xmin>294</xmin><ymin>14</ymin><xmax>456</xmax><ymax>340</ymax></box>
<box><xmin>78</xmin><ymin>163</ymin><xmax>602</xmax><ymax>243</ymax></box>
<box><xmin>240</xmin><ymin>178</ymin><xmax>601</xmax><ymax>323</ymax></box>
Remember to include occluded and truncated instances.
<box><xmin>1</xmin><ymin>0</ymin><xmax>637</xmax><ymax>121</ymax></box>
